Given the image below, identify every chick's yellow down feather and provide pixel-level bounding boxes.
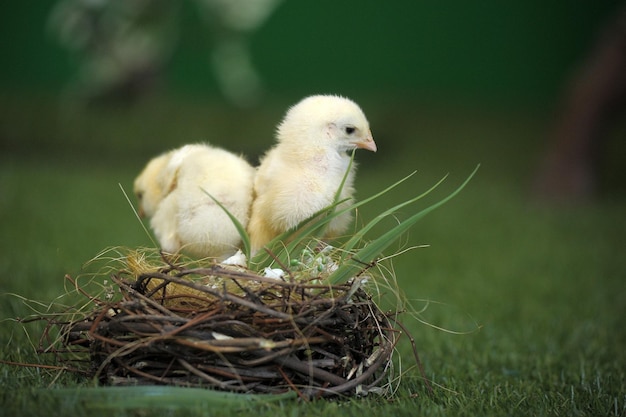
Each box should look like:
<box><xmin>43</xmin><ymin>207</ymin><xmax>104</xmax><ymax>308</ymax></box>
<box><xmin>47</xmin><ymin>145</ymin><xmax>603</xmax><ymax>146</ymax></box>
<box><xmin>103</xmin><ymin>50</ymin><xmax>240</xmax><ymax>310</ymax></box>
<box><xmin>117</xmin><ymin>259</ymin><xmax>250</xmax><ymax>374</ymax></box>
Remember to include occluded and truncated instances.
<box><xmin>134</xmin><ymin>143</ymin><xmax>255</xmax><ymax>259</ymax></box>
<box><xmin>247</xmin><ymin>95</ymin><xmax>377</xmax><ymax>253</ymax></box>
<box><xmin>133</xmin><ymin>150</ymin><xmax>173</xmax><ymax>218</ymax></box>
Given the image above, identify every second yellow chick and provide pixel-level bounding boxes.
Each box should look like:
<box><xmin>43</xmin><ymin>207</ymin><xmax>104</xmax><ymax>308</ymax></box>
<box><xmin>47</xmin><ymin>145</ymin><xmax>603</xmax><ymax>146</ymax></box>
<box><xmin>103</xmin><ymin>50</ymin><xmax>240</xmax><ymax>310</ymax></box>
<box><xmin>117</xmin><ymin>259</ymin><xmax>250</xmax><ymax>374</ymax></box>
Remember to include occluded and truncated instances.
<box><xmin>134</xmin><ymin>143</ymin><xmax>255</xmax><ymax>260</ymax></box>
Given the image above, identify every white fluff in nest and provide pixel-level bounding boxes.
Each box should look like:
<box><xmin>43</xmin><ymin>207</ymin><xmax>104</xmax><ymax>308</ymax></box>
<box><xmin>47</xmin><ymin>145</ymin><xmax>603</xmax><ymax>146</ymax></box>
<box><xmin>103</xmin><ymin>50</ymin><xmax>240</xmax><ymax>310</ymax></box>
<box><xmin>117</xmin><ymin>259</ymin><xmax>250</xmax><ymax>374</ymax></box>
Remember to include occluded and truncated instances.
<box><xmin>222</xmin><ymin>249</ymin><xmax>247</xmax><ymax>266</ymax></box>
<box><xmin>134</xmin><ymin>143</ymin><xmax>255</xmax><ymax>260</ymax></box>
<box><xmin>247</xmin><ymin>95</ymin><xmax>377</xmax><ymax>253</ymax></box>
<box><xmin>263</xmin><ymin>267</ymin><xmax>284</xmax><ymax>280</ymax></box>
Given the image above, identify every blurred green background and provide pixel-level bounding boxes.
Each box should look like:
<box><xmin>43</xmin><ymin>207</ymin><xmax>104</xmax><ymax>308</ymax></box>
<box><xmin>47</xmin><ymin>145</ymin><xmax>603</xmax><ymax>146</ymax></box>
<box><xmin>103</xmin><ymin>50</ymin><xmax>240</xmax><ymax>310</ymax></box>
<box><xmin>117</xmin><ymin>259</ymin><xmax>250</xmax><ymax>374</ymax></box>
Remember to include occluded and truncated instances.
<box><xmin>1</xmin><ymin>1</ymin><xmax>625</xmax><ymax>415</ymax></box>
<box><xmin>0</xmin><ymin>1</ymin><xmax>620</xmax><ymax>101</ymax></box>
<box><xmin>1</xmin><ymin>0</ymin><xmax>624</xmax><ymax>188</ymax></box>
<box><xmin>0</xmin><ymin>0</ymin><xmax>621</xmax><ymax>277</ymax></box>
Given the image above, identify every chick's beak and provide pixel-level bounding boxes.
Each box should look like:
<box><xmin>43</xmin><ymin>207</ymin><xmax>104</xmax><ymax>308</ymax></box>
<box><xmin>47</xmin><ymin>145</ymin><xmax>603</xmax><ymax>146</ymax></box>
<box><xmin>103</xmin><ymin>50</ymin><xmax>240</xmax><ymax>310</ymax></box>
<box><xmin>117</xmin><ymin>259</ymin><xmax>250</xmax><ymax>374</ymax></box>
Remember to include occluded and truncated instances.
<box><xmin>355</xmin><ymin>130</ymin><xmax>377</xmax><ymax>152</ymax></box>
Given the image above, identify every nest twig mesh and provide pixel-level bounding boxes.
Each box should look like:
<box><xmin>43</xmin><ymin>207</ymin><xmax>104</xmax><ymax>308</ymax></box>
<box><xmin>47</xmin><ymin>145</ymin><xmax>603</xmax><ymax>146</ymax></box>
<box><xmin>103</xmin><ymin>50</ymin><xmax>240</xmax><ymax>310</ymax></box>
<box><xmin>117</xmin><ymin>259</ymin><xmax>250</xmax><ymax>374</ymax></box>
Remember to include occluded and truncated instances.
<box><xmin>58</xmin><ymin>259</ymin><xmax>397</xmax><ymax>398</ymax></box>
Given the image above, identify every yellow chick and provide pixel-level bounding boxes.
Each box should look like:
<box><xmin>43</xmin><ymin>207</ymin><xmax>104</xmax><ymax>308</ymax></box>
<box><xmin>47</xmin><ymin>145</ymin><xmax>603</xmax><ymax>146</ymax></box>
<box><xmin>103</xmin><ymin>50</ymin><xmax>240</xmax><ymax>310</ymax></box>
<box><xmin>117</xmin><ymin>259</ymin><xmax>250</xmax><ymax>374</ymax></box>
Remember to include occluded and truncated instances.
<box><xmin>133</xmin><ymin>150</ymin><xmax>174</xmax><ymax>218</ymax></box>
<box><xmin>134</xmin><ymin>143</ymin><xmax>255</xmax><ymax>259</ymax></box>
<box><xmin>247</xmin><ymin>95</ymin><xmax>377</xmax><ymax>253</ymax></box>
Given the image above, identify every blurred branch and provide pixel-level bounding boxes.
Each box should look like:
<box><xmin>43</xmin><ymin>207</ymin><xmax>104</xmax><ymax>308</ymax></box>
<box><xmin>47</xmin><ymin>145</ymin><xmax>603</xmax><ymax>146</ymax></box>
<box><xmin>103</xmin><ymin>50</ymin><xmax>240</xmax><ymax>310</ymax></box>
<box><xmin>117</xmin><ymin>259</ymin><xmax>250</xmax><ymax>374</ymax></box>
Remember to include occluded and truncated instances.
<box><xmin>48</xmin><ymin>0</ymin><xmax>284</xmax><ymax>107</ymax></box>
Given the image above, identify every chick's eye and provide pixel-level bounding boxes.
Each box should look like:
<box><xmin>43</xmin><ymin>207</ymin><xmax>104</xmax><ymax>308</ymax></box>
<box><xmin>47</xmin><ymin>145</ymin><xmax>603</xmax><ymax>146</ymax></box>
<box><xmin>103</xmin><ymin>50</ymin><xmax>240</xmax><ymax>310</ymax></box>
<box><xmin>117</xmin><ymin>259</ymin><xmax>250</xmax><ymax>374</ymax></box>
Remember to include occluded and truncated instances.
<box><xmin>345</xmin><ymin>126</ymin><xmax>356</xmax><ymax>135</ymax></box>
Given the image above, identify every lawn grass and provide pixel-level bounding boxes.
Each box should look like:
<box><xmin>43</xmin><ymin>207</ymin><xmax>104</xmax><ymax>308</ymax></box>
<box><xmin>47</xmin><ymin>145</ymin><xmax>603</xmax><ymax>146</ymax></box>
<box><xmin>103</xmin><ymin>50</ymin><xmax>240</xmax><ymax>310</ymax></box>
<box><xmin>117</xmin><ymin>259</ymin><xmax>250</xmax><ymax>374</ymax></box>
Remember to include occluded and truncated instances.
<box><xmin>1</xmin><ymin>94</ymin><xmax>625</xmax><ymax>416</ymax></box>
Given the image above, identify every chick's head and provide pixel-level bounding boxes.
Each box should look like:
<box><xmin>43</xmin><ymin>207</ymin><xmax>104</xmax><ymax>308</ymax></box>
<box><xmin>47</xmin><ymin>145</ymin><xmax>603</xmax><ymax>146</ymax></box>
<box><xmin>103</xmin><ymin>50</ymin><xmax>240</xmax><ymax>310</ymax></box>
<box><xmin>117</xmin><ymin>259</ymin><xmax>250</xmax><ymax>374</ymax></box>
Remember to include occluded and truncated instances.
<box><xmin>277</xmin><ymin>95</ymin><xmax>376</xmax><ymax>154</ymax></box>
<box><xmin>133</xmin><ymin>152</ymin><xmax>172</xmax><ymax>218</ymax></box>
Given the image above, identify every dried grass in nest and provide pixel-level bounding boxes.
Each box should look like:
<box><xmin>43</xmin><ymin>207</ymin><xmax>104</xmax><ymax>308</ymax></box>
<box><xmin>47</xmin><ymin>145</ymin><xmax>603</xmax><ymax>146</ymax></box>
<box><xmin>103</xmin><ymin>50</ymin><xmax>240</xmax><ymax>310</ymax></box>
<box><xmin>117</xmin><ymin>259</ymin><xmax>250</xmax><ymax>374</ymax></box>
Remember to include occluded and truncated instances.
<box><xmin>50</xmin><ymin>251</ymin><xmax>398</xmax><ymax>399</ymax></box>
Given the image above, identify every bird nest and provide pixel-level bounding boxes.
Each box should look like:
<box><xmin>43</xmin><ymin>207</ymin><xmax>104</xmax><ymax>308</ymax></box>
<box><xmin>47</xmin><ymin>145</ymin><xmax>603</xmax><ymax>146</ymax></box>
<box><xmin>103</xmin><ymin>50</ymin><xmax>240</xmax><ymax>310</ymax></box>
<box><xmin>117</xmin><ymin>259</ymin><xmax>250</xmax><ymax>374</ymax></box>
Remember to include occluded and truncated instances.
<box><xmin>45</xmin><ymin>250</ymin><xmax>401</xmax><ymax>399</ymax></box>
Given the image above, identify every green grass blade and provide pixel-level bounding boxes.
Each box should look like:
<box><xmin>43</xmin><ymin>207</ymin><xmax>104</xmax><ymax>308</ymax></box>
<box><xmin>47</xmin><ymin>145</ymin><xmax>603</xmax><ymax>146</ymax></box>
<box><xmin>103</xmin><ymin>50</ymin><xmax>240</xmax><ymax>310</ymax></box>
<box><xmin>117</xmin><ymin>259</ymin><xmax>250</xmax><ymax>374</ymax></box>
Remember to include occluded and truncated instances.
<box><xmin>250</xmin><ymin>158</ymin><xmax>355</xmax><ymax>269</ymax></box>
<box><xmin>275</xmin><ymin>170</ymin><xmax>423</xmax><ymax>264</ymax></box>
<box><xmin>250</xmin><ymin>171</ymin><xmax>420</xmax><ymax>270</ymax></box>
<box><xmin>250</xmin><ymin>198</ymin><xmax>348</xmax><ymax>269</ymax></box>
<box><xmin>333</xmin><ymin>148</ymin><xmax>356</xmax><ymax>204</ymax></box>
<box><xmin>328</xmin><ymin>165</ymin><xmax>480</xmax><ymax>284</ymax></box>
<box><xmin>338</xmin><ymin>173</ymin><xmax>448</xmax><ymax>261</ymax></box>
<box><xmin>265</xmin><ymin>151</ymin><xmax>355</xmax><ymax>265</ymax></box>
<box><xmin>201</xmin><ymin>187</ymin><xmax>251</xmax><ymax>263</ymax></box>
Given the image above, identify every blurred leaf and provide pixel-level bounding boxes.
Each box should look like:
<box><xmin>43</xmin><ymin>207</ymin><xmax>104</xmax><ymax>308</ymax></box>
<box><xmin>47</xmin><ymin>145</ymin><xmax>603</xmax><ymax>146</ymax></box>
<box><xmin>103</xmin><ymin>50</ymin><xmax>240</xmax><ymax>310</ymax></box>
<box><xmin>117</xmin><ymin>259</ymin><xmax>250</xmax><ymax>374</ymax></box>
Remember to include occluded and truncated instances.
<box><xmin>40</xmin><ymin>386</ymin><xmax>295</xmax><ymax>410</ymax></box>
